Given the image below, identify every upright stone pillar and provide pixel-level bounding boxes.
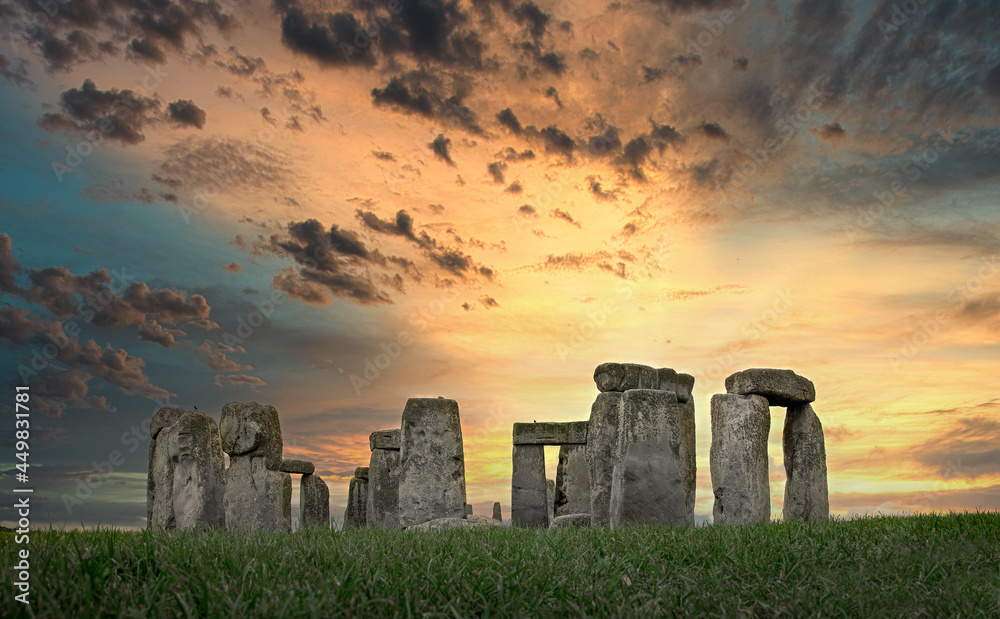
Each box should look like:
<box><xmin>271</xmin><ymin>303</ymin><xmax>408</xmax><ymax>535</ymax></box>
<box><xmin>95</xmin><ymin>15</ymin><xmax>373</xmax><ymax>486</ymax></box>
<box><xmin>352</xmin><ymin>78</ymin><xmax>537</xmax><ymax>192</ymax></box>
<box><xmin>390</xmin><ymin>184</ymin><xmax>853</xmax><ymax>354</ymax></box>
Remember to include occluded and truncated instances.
<box><xmin>367</xmin><ymin>428</ymin><xmax>401</xmax><ymax>528</ymax></box>
<box><xmin>585</xmin><ymin>391</ymin><xmax>621</xmax><ymax>526</ymax></box>
<box><xmin>148</xmin><ymin>407</ymin><xmax>226</xmax><ymax>531</ymax></box>
<box><xmin>343</xmin><ymin>467</ymin><xmax>369</xmax><ymax>529</ymax></box>
<box><xmin>220</xmin><ymin>401</ymin><xmax>291</xmax><ymax>532</ymax></box>
<box><xmin>397</xmin><ymin>397</ymin><xmax>467</xmax><ymax>527</ymax></box>
<box><xmin>609</xmin><ymin>389</ymin><xmax>690</xmax><ymax>527</ymax></box>
<box><xmin>300</xmin><ymin>474</ymin><xmax>330</xmax><ymax>528</ymax></box>
<box><xmin>783</xmin><ymin>403</ymin><xmax>829</xmax><ymax>522</ymax></box>
<box><xmin>147</xmin><ymin>407</ymin><xmax>187</xmax><ymax>530</ymax></box>
<box><xmin>511</xmin><ymin>444</ymin><xmax>547</xmax><ymax>527</ymax></box>
<box><xmin>546</xmin><ymin>479</ymin><xmax>555</xmax><ymax>526</ymax></box>
<box><xmin>554</xmin><ymin>444</ymin><xmax>591</xmax><ymax>517</ymax></box>
<box><xmin>710</xmin><ymin>393</ymin><xmax>770</xmax><ymax>525</ymax></box>
<box><xmin>169</xmin><ymin>410</ymin><xmax>226</xmax><ymax>530</ymax></box>
<box><xmin>492</xmin><ymin>502</ymin><xmax>502</xmax><ymax>521</ymax></box>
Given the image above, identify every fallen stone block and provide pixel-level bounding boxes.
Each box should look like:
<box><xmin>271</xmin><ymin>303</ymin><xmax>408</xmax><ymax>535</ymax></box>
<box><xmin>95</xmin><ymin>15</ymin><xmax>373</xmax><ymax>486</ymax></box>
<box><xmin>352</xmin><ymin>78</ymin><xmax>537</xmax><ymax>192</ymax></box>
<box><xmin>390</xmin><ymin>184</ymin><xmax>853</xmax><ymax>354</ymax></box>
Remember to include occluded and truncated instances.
<box><xmin>405</xmin><ymin>516</ymin><xmax>503</xmax><ymax>532</ymax></box>
<box><xmin>549</xmin><ymin>513</ymin><xmax>592</xmax><ymax>528</ymax></box>
<box><xmin>783</xmin><ymin>403</ymin><xmax>829</xmax><ymax>523</ymax></box>
<box><xmin>398</xmin><ymin>397</ymin><xmax>467</xmax><ymax>527</ymax></box>
<box><xmin>725</xmin><ymin>368</ymin><xmax>815</xmax><ymax>407</ymax></box>
<box><xmin>710</xmin><ymin>393</ymin><xmax>771</xmax><ymax>525</ymax></box>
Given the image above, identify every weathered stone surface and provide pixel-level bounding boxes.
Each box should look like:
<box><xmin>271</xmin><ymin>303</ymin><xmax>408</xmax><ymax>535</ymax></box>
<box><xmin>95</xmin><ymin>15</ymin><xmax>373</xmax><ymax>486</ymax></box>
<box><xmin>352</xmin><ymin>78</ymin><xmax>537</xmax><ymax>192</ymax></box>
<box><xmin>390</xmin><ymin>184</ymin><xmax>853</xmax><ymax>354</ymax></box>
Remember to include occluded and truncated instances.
<box><xmin>511</xmin><ymin>444</ymin><xmax>547</xmax><ymax>527</ymax></box>
<box><xmin>586</xmin><ymin>391</ymin><xmax>622</xmax><ymax>526</ymax></box>
<box><xmin>657</xmin><ymin>369</ymin><xmax>694</xmax><ymax>404</ymax></box>
<box><xmin>546</xmin><ymin>479</ymin><xmax>555</xmax><ymax>526</ymax></box>
<box><xmin>783</xmin><ymin>403</ymin><xmax>829</xmax><ymax>523</ymax></box>
<box><xmin>342</xmin><ymin>475</ymin><xmax>369</xmax><ymax>529</ymax></box>
<box><xmin>554</xmin><ymin>444</ymin><xmax>591</xmax><ymax>517</ymax></box>
<box><xmin>512</xmin><ymin>421</ymin><xmax>588</xmax><ymax>445</ymax></box>
<box><xmin>405</xmin><ymin>516</ymin><xmax>501</xmax><ymax>532</ymax></box>
<box><xmin>169</xmin><ymin>411</ymin><xmax>226</xmax><ymax>530</ymax></box>
<box><xmin>147</xmin><ymin>407</ymin><xmax>189</xmax><ymax>530</ymax></box>
<box><xmin>611</xmin><ymin>443</ymin><xmax>689</xmax><ymax>527</ymax></box>
<box><xmin>493</xmin><ymin>502</ymin><xmax>502</xmax><ymax>521</ymax></box>
<box><xmin>279</xmin><ymin>459</ymin><xmax>315</xmax><ymax>475</ymax></box>
<box><xmin>465</xmin><ymin>514</ymin><xmax>503</xmax><ymax>527</ymax></box>
<box><xmin>549</xmin><ymin>513</ymin><xmax>593</xmax><ymax>528</ymax></box>
<box><xmin>150</xmin><ymin>407</ymin><xmax>187</xmax><ymax>439</ymax></box>
<box><xmin>609</xmin><ymin>390</ymin><xmax>691</xmax><ymax>528</ymax></box>
<box><xmin>148</xmin><ymin>423</ymin><xmax>178</xmax><ymax>530</ymax></box>
<box><xmin>725</xmin><ymin>368</ymin><xmax>815</xmax><ymax>407</ymax></box>
<box><xmin>148</xmin><ymin>408</ymin><xmax>226</xmax><ymax>531</ymax></box>
<box><xmin>223</xmin><ymin>458</ymin><xmax>292</xmax><ymax>531</ymax></box>
<box><xmin>679</xmin><ymin>398</ymin><xmax>697</xmax><ymax>518</ymax></box>
<box><xmin>464</xmin><ymin>503</ymin><xmax>473</xmax><ymax>516</ymax></box>
<box><xmin>220</xmin><ymin>401</ymin><xmax>283</xmax><ymax>470</ymax></box>
<box><xmin>299</xmin><ymin>474</ymin><xmax>329</xmax><ymax>528</ymax></box>
<box><xmin>398</xmin><ymin>397</ymin><xmax>467</xmax><ymax>527</ymax></box>
<box><xmin>355</xmin><ymin>466</ymin><xmax>369</xmax><ymax>480</ymax></box>
<box><xmin>710</xmin><ymin>393</ymin><xmax>771</xmax><ymax>525</ymax></box>
<box><xmin>594</xmin><ymin>363</ymin><xmax>660</xmax><ymax>392</ymax></box>
<box><xmin>366</xmin><ymin>447</ymin><xmax>401</xmax><ymax>528</ymax></box>
<box><xmin>369</xmin><ymin>428</ymin><xmax>401</xmax><ymax>451</ymax></box>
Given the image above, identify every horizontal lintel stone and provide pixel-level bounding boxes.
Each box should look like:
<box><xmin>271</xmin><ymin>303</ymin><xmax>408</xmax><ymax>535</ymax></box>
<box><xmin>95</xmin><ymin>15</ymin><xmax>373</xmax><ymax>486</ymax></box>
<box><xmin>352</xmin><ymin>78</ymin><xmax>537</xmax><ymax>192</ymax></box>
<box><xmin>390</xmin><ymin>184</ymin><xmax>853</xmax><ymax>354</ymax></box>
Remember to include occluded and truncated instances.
<box><xmin>512</xmin><ymin>421</ymin><xmax>589</xmax><ymax>445</ymax></box>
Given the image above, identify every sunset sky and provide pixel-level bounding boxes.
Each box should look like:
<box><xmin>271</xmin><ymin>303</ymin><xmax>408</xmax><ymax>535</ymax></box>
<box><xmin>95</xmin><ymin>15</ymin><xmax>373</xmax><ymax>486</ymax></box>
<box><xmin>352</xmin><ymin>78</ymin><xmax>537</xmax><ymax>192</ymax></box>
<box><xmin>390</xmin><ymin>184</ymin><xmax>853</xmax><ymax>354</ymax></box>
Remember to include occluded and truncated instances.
<box><xmin>1</xmin><ymin>0</ymin><xmax>999</xmax><ymax>529</ymax></box>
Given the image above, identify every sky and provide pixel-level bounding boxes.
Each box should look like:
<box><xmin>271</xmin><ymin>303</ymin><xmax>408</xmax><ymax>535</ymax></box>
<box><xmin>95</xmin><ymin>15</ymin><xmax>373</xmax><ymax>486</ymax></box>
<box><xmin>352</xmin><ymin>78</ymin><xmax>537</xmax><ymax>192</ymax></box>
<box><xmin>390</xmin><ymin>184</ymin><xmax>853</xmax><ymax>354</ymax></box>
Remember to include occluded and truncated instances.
<box><xmin>1</xmin><ymin>0</ymin><xmax>999</xmax><ymax>529</ymax></box>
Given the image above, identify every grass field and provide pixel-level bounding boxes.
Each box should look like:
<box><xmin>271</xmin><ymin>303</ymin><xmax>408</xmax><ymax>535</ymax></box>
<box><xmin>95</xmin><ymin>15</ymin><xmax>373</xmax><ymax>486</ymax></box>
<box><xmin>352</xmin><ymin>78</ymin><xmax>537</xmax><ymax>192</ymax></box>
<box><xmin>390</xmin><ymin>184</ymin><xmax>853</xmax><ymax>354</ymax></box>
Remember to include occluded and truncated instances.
<box><xmin>2</xmin><ymin>512</ymin><xmax>998</xmax><ymax>617</ymax></box>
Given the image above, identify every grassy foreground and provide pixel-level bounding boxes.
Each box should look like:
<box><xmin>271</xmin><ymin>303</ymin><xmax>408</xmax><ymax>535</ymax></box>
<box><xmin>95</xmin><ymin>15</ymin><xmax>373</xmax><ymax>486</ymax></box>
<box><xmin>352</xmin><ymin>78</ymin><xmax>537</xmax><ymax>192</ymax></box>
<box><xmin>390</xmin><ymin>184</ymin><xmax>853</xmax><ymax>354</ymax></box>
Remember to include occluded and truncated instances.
<box><xmin>2</xmin><ymin>512</ymin><xmax>999</xmax><ymax>618</ymax></box>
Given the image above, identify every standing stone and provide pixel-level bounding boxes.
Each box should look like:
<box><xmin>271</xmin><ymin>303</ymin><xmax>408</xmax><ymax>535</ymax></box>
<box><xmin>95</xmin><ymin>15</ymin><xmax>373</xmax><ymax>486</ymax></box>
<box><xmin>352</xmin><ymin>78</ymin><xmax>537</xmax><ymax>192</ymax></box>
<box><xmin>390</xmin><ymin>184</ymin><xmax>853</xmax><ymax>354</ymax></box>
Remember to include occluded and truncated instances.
<box><xmin>300</xmin><ymin>474</ymin><xmax>330</xmax><ymax>528</ymax></box>
<box><xmin>147</xmin><ymin>407</ymin><xmax>187</xmax><ymax>530</ymax></box>
<box><xmin>147</xmin><ymin>407</ymin><xmax>226</xmax><ymax>531</ymax></box>
<box><xmin>220</xmin><ymin>401</ymin><xmax>291</xmax><ymax>532</ymax></box>
<box><xmin>546</xmin><ymin>479</ymin><xmax>555</xmax><ymax>526</ymax></box>
<box><xmin>465</xmin><ymin>503</ymin><xmax>473</xmax><ymax>517</ymax></box>
<box><xmin>554</xmin><ymin>444</ymin><xmax>591</xmax><ymax>517</ymax></box>
<box><xmin>783</xmin><ymin>403</ymin><xmax>829</xmax><ymax>523</ymax></box>
<box><xmin>511</xmin><ymin>444</ymin><xmax>547</xmax><ymax>527</ymax></box>
<box><xmin>710</xmin><ymin>394</ymin><xmax>771</xmax><ymax>525</ymax></box>
<box><xmin>343</xmin><ymin>471</ymin><xmax>368</xmax><ymax>529</ymax></box>
<box><xmin>169</xmin><ymin>411</ymin><xmax>226</xmax><ymax>530</ymax></box>
<box><xmin>367</xmin><ymin>442</ymin><xmax>401</xmax><ymax>529</ymax></box>
<box><xmin>609</xmin><ymin>389</ymin><xmax>690</xmax><ymax>527</ymax></box>
<box><xmin>586</xmin><ymin>391</ymin><xmax>622</xmax><ymax>526</ymax></box>
<box><xmin>492</xmin><ymin>502</ymin><xmax>502</xmax><ymax>521</ymax></box>
<box><xmin>398</xmin><ymin>397</ymin><xmax>467</xmax><ymax>527</ymax></box>
<box><xmin>679</xmin><ymin>396</ymin><xmax>697</xmax><ymax>521</ymax></box>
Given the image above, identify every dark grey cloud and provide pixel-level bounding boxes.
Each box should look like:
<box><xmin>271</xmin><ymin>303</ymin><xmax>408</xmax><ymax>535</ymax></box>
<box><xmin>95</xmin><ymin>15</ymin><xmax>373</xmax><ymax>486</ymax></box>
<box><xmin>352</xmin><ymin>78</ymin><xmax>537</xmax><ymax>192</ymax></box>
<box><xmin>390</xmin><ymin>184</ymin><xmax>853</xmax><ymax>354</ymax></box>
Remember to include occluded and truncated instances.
<box><xmin>487</xmin><ymin>161</ymin><xmax>506</xmax><ymax>183</ymax></box>
<box><xmin>38</xmin><ymin>79</ymin><xmax>161</xmax><ymax>145</ymax></box>
<box><xmin>912</xmin><ymin>414</ymin><xmax>1000</xmax><ymax>480</ymax></box>
<box><xmin>280</xmin><ymin>8</ymin><xmax>376</xmax><ymax>67</ymax></box>
<box><xmin>550</xmin><ymin>208</ymin><xmax>582</xmax><ymax>228</ymax></box>
<box><xmin>429</xmin><ymin>133</ymin><xmax>455</xmax><ymax>165</ymax></box>
<box><xmin>0</xmin><ymin>54</ymin><xmax>31</xmax><ymax>86</ymax></box>
<box><xmin>137</xmin><ymin>320</ymin><xmax>186</xmax><ymax>349</ymax></box>
<box><xmin>167</xmin><ymin>99</ymin><xmax>207</xmax><ymax>129</ymax></box>
<box><xmin>496</xmin><ymin>108</ymin><xmax>523</xmax><ymax>133</ymax></box>
<box><xmin>698</xmin><ymin>122</ymin><xmax>729</xmax><ymax>142</ymax></box>
<box><xmin>127</xmin><ymin>37</ymin><xmax>166</xmax><ymax>64</ymax></box>
<box><xmin>371</xmin><ymin>72</ymin><xmax>484</xmax><ymax>134</ymax></box>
